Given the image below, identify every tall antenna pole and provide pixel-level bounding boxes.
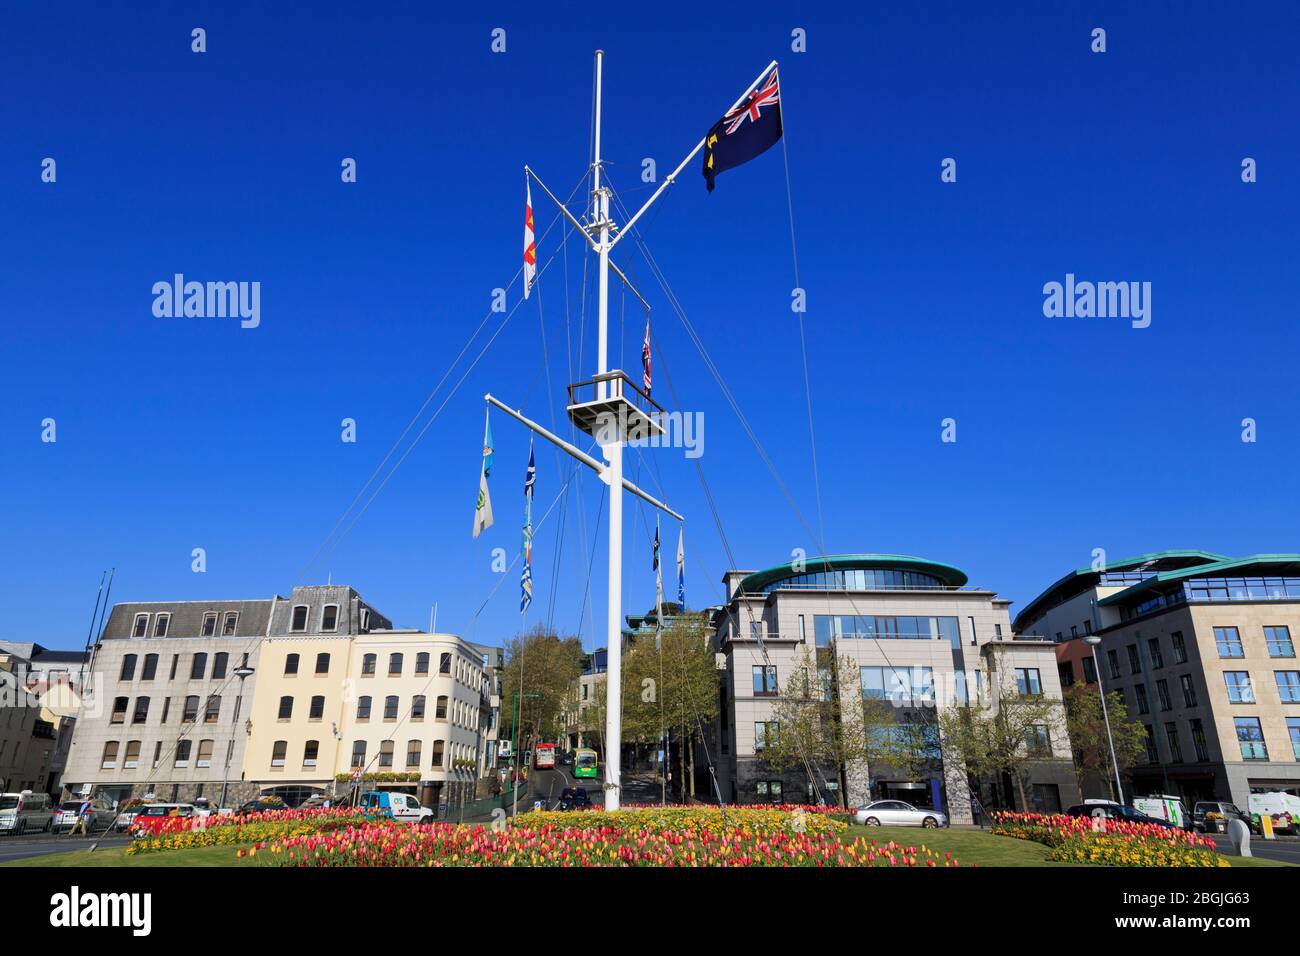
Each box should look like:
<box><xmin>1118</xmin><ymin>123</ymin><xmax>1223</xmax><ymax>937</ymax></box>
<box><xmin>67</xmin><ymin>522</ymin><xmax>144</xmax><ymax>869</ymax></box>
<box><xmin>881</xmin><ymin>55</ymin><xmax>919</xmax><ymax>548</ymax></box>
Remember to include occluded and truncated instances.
<box><xmin>591</xmin><ymin>49</ymin><xmax>623</xmax><ymax>812</ymax></box>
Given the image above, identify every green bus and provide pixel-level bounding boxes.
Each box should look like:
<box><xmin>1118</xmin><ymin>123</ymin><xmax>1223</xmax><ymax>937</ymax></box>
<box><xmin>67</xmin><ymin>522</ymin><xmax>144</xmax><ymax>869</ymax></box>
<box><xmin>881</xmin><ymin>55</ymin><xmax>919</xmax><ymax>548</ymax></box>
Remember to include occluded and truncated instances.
<box><xmin>573</xmin><ymin>748</ymin><xmax>598</xmax><ymax>780</ymax></box>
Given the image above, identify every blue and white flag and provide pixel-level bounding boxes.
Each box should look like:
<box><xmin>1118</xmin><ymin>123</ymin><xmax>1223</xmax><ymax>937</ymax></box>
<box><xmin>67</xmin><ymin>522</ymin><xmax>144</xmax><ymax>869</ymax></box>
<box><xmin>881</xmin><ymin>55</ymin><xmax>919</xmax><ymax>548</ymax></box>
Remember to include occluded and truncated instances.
<box><xmin>520</xmin><ymin>439</ymin><xmax>535</xmax><ymax>614</ymax></box>
<box><xmin>676</xmin><ymin>526</ymin><xmax>685</xmax><ymax>606</ymax></box>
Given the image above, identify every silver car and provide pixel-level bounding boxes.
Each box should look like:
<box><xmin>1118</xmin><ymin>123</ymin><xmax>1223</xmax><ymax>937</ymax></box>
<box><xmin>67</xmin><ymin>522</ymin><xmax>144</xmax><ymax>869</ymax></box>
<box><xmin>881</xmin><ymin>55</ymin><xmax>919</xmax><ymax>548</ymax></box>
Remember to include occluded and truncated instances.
<box><xmin>53</xmin><ymin>799</ymin><xmax>116</xmax><ymax>832</ymax></box>
<box><xmin>855</xmin><ymin>800</ymin><xmax>947</xmax><ymax>828</ymax></box>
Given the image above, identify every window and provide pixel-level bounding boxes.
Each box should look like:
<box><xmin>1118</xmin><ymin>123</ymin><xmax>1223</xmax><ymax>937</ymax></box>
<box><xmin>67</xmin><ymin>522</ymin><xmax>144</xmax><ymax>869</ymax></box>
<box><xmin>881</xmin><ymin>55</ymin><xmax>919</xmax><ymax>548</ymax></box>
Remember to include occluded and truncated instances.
<box><xmin>1070</xmin><ymin>625</ymin><xmax>1077</xmax><ymax>639</ymax></box>
<box><xmin>161</xmin><ymin>697</ymin><xmax>171</xmax><ymax>723</ymax></box>
<box><xmin>190</xmin><ymin>653</ymin><xmax>207</xmax><ymax>680</ymax></box>
<box><xmin>212</xmin><ymin>652</ymin><xmax>228</xmax><ymax>680</ymax></box>
<box><xmin>153</xmin><ymin>613</ymin><xmax>170</xmax><ymax>638</ymax></box>
<box><xmin>389</xmin><ymin>653</ymin><xmax>403</xmax><ymax>676</ymax></box>
<box><xmin>291</xmin><ymin>605</ymin><xmax>309</xmax><ymax>632</ymax></box>
<box><xmin>431</xmin><ymin>740</ymin><xmax>445</xmax><ymax>767</ymax></box>
<box><xmin>182</xmin><ymin>696</ymin><xmax>199</xmax><ymax>722</ymax></box>
<box><xmin>1147</xmin><ymin>638</ymin><xmax>1164</xmax><ymax>669</ymax></box>
<box><xmin>271</xmin><ymin>740</ymin><xmax>288</xmax><ymax>768</ymax></box>
<box><xmin>1224</xmin><ymin>671</ymin><xmax>1254</xmax><ymax>704</ymax></box>
<box><xmin>1181</xmin><ymin>674</ymin><xmax>1198</xmax><ymax>707</ymax></box>
<box><xmin>1156</xmin><ymin>679</ymin><xmax>1172</xmax><ymax>711</ymax></box>
<box><xmin>111</xmin><ymin>697</ymin><xmax>128</xmax><ymax>724</ymax></box>
<box><xmin>1266</xmin><ymin>626</ymin><xmax>1295</xmax><ymax>658</ymax></box>
<box><xmin>1215</xmin><ymin>627</ymin><xmax>1244</xmax><ymax>658</ymax></box>
<box><xmin>1143</xmin><ymin>725</ymin><xmax>1159</xmax><ymax>764</ymax></box>
<box><xmin>221</xmin><ymin>612</ymin><xmax>239</xmax><ymax>636</ymax></box>
<box><xmin>1134</xmin><ymin>683</ymin><xmax>1150</xmax><ymax>715</ymax></box>
<box><xmin>1171</xmin><ymin>631</ymin><xmax>1188</xmax><ymax>664</ymax></box>
<box><xmin>132</xmin><ymin>614</ymin><xmax>149</xmax><ymax>638</ymax></box>
<box><xmin>750</xmin><ymin>621</ymin><xmax>763</xmax><ymax>641</ymax></box>
<box><xmin>101</xmin><ymin>741</ymin><xmax>119</xmax><ymax>769</ymax></box>
<box><xmin>315</xmin><ymin>653</ymin><xmax>330</xmax><ymax>675</ymax></box>
<box><xmin>384</xmin><ymin>696</ymin><xmax>399</xmax><ymax>720</ymax></box>
<box><xmin>175</xmin><ymin>739</ymin><xmax>192</xmax><ymax>767</ymax></box>
<box><xmin>440</xmin><ymin>653</ymin><xmax>452</xmax><ymax>674</ymax></box>
<box><xmin>416</xmin><ymin>652</ymin><xmax>430</xmax><ymax>675</ymax></box>
<box><xmin>1275</xmin><ymin>671</ymin><xmax>1300</xmax><ymax>704</ymax></box>
<box><xmin>1058</xmin><ymin>662</ymin><xmax>1075</xmax><ymax>688</ymax></box>
<box><xmin>362</xmin><ymin>654</ymin><xmax>376</xmax><ymax>676</ymax></box>
<box><xmin>309</xmin><ymin>695</ymin><xmax>325</xmax><ymax>720</ymax></box>
<box><xmin>860</xmin><ymin>666</ymin><xmax>933</xmax><ymax>704</ymax></box>
<box><xmin>120</xmin><ymin>655</ymin><xmax>138</xmax><ymax>681</ymax></box>
<box><xmin>798</xmin><ymin>615</ymin><xmax>806</xmax><ymax>642</ymax></box>
<box><xmin>196</xmin><ymin>739</ymin><xmax>213</xmax><ymax>768</ymax></box>
<box><xmin>1025</xmin><ymin>724</ymin><xmax>1051</xmax><ymax>757</ymax></box>
<box><xmin>1082</xmin><ymin>655</ymin><xmax>1097</xmax><ymax>683</ymax></box>
<box><xmin>169</xmin><ymin>655</ymin><xmax>179</xmax><ymax>680</ymax></box>
<box><xmin>406</xmin><ymin>740</ymin><xmax>422</xmax><ymax>768</ymax></box>
<box><xmin>1015</xmin><ymin>668</ymin><xmax>1042</xmax><ymax>696</ymax></box>
<box><xmin>755</xmin><ymin>780</ymin><xmax>783</xmax><ymax>804</ymax></box>
<box><xmin>378</xmin><ymin>740</ymin><xmax>394</xmax><ymax>768</ymax></box>
<box><xmin>1165</xmin><ymin>722</ymin><xmax>1184</xmax><ymax>763</ymax></box>
<box><xmin>321</xmin><ymin>604</ymin><xmax>339</xmax><ymax>632</ymax></box>
<box><xmin>304</xmin><ymin>740</ymin><xmax>319</xmax><ymax>767</ymax></box>
<box><xmin>1106</xmin><ymin>650</ymin><xmax>1121</xmax><ymax>680</ymax></box>
<box><xmin>284</xmin><ymin>653</ymin><xmax>300</xmax><ymax>676</ymax></box>
<box><xmin>132</xmin><ymin>697</ymin><xmax>150</xmax><ymax>724</ymax></box>
<box><xmin>351</xmin><ymin>740</ymin><xmax>366</xmax><ymax>768</ymax></box>
<box><xmin>205</xmin><ymin>695</ymin><xmax>221</xmax><ymax>723</ymax></box>
<box><xmin>436</xmin><ymin>696</ymin><xmax>448</xmax><ymax>719</ymax></box>
<box><xmin>1191</xmin><ymin>719</ymin><xmax>1210</xmax><ymax>761</ymax></box>
<box><xmin>123</xmin><ymin>740</ymin><xmax>141</xmax><ymax>769</ymax></box>
<box><xmin>278</xmin><ymin>696</ymin><xmax>294</xmax><ymax>720</ymax></box>
<box><xmin>1288</xmin><ymin>718</ymin><xmax>1300</xmax><ymax>760</ymax></box>
<box><xmin>754</xmin><ymin>721</ymin><xmax>779</xmax><ymax>752</ymax></box>
<box><xmin>1235</xmin><ymin>717</ymin><xmax>1268</xmax><ymax>760</ymax></box>
<box><xmin>141</xmin><ymin>653</ymin><xmax>159</xmax><ymax>680</ymax></box>
<box><xmin>752</xmin><ymin>665</ymin><xmax>778</xmax><ymax>696</ymax></box>
<box><xmin>202</xmin><ymin>612</ymin><xmax>218</xmax><ymax>637</ymax></box>
<box><xmin>1127</xmin><ymin>645</ymin><xmax>1142</xmax><ymax>675</ymax></box>
<box><xmin>356</xmin><ymin>696</ymin><xmax>372</xmax><ymax>721</ymax></box>
<box><xmin>412</xmin><ymin>695</ymin><xmax>426</xmax><ymax>720</ymax></box>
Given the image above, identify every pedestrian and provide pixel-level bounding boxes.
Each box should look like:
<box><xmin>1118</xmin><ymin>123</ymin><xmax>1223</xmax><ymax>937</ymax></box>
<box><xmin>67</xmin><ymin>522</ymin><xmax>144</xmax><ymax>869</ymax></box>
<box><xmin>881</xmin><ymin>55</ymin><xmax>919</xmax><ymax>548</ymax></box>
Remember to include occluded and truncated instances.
<box><xmin>68</xmin><ymin>799</ymin><xmax>92</xmax><ymax>837</ymax></box>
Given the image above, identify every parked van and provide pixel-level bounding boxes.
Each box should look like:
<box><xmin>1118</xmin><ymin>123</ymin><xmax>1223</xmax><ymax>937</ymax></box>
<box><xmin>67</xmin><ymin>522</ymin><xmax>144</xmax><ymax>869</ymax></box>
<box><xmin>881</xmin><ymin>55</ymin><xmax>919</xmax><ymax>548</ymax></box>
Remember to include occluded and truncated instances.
<box><xmin>1248</xmin><ymin>791</ymin><xmax>1300</xmax><ymax>834</ymax></box>
<box><xmin>0</xmin><ymin>791</ymin><xmax>57</xmax><ymax>835</ymax></box>
<box><xmin>359</xmin><ymin>791</ymin><xmax>434</xmax><ymax>824</ymax></box>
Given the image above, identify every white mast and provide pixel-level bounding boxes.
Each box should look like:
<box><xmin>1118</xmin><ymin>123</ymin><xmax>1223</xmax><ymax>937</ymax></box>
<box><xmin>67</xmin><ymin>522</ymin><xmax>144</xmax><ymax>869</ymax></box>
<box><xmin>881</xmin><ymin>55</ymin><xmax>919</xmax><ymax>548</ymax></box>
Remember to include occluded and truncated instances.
<box><xmin>590</xmin><ymin>49</ymin><xmax>625</xmax><ymax>811</ymax></box>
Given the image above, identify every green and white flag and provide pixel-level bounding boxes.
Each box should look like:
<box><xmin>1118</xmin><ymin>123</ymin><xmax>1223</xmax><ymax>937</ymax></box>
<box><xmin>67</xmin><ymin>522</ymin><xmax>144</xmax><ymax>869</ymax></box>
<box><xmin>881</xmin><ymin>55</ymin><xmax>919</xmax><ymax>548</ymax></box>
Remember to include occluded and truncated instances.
<box><xmin>472</xmin><ymin>410</ymin><xmax>495</xmax><ymax>538</ymax></box>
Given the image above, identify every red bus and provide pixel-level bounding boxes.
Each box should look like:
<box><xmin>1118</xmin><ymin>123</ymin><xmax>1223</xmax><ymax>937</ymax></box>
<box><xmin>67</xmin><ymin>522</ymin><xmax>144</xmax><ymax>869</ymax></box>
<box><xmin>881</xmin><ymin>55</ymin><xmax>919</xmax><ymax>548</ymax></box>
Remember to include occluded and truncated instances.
<box><xmin>534</xmin><ymin>743</ymin><xmax>556</xmax><ymax>770</ymax></box>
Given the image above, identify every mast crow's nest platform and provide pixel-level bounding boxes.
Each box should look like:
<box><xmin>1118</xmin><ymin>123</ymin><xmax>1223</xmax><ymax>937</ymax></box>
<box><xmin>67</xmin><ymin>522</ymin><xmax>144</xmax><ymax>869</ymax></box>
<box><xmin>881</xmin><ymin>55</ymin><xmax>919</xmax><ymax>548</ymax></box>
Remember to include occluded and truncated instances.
<box><xmin>567</xmin><ymin>370</ymin><xmax>665</xmax><ymax>442</ymax></box>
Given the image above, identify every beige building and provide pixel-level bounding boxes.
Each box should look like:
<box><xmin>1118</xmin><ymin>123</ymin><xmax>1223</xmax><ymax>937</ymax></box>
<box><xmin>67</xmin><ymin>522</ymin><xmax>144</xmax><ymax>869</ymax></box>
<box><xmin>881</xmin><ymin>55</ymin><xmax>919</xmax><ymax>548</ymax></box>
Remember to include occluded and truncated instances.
<box><xmin>710</xmin><ymin>554</ymin><xmax>1078</xmax><ymax>820</ymax></box>
<box><xmin>1018</xmin><ymin>552</ymin><xmax>1300</xmax><ymax>809</ymax></box>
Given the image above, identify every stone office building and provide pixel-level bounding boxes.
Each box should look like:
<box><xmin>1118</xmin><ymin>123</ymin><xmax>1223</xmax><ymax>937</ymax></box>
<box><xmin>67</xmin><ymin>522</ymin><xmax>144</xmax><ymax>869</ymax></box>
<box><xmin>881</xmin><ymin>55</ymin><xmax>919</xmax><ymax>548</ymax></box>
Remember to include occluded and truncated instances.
<box><xmin>710</xmin><ymin>554</ymin><xmax>1078</xmax><ymax>821</ymax></box>
<box><xmin>1017</xmin><ymin>551</ymin><xmax>1300</xmax><ymax>810</ymax></box>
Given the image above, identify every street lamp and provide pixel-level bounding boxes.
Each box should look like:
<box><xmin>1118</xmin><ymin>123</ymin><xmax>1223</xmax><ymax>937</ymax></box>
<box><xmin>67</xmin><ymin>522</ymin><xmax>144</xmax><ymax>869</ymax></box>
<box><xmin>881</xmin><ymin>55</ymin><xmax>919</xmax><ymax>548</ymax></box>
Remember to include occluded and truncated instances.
<box><xmin>510</xmin><ymin>692</ymin><xmax>539</xmax><ymax>820</ymax></box>
<box><xmin>1085</xmin><ymin>637</ymin><xmax>1124</xmax><ymax>804</ymax></box>
<box><xmin>218</xmin><ymin>663</ymin><xmax>256</xmax><ymax>810</ymax></box>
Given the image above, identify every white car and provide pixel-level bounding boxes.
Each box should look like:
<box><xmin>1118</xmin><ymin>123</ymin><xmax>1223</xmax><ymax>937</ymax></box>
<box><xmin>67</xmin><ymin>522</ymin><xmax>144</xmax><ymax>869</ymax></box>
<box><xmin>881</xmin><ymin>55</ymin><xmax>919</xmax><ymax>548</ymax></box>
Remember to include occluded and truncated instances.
<box><xmin>855</xmin><ymin>800</ymin><xmax>947</xmax><ymax>828</ymax></box>
<box><xmin>53</xmin><ymin>799</ymin><xmax>117</xmax><ymax>832</ymax></box>
<box><xmin>0</xmin><ymin>792</ymin><xmax>57</xmax><ymax>835</ymax></box>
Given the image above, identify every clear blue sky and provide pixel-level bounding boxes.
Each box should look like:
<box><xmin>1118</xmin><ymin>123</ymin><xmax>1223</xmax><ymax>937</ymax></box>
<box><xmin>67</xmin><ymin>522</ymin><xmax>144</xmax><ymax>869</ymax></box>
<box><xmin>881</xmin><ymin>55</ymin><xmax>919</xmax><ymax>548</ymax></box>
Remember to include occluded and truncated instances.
<box><xmin>4</xmin><ymin>2</ymin><xmax>1299</xmax><ymax>652</ymax></box>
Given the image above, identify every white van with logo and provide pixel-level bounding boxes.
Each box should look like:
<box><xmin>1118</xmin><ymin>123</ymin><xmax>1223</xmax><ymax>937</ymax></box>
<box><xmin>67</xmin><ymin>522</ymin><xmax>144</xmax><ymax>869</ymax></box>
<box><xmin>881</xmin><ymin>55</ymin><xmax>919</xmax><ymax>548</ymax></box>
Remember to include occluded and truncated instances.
<box><xmin>0</xmin><ymin>791</ymin><xmax>57</xmax><ymax>835</ymax></box>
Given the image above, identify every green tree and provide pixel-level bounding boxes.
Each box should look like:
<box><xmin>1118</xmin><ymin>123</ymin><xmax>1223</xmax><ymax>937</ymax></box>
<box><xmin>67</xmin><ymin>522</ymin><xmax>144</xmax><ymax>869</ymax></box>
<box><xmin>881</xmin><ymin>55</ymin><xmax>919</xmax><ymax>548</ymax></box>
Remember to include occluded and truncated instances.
<box><xmin>500</xmin><ymin>626</ymin><xmax>584</xmax><ymax>752</ymax></box>
<box><xmin>1063</xmin><ymin>683</ymin><xmax>1148</xmax><ymax>800</ymax></box>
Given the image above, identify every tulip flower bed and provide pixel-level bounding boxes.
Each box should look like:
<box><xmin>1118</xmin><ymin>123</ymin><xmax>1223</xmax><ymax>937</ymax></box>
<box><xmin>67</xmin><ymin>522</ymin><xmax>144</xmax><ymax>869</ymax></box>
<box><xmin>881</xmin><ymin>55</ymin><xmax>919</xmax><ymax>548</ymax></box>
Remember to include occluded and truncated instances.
<box><xmin>125</xmin><ymin>808</ymin><xmax>372</xmax><ymax>856</ymax></box>
<box><xmin>990</xmin><ymin>812</ymin><xmax>1228</xmax><ymax>867</ymax></box>
<box><xmin>254</xmin><ymin>815</ymin><xmax>959</xmax><ymax>867</ymax></box>
<box><xmin>521</xmin><ymin>805</ymin><xmax>847</xmax><ymax>839</ymax></box>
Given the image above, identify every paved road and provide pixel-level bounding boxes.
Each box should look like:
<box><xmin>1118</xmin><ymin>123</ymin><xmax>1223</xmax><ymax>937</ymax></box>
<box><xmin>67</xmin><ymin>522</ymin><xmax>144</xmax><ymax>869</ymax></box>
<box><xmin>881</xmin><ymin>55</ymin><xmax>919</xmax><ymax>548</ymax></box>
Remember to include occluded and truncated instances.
<box><xmin>0</xmin><ymin>833</ymin><xmax>133</xmax><ymax>865</ymax></box>
<box><xmin>1207</xmin><ymin>833</ymin><xmax>1300</xmax><ymax>865</ymax></box>
<box><xmin>523</xmin><ymin>766</ymin><xmax>664</xmax><ymax>811</ymax></box>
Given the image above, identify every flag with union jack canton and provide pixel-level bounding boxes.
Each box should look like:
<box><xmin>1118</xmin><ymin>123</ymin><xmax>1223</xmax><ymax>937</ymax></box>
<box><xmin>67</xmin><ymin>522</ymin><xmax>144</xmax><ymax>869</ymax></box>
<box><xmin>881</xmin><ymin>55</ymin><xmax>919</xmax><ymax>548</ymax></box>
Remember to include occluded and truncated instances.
<box><xmin>641</xmin><ymin>318</ymin><xmax>652</xmax><ymax>396</ymax></box>
<box><xmin>702</xmin><ymin>65</ymin><xmax>783</xmax><ymax>193</ymax></box>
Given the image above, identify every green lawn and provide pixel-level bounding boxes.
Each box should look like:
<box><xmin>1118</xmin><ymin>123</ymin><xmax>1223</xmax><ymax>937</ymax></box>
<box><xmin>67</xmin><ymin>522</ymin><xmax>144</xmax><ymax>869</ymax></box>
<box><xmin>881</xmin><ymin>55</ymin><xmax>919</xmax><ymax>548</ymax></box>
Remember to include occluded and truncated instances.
<box><xmin>838</xmin><ymin>825</ymin><xmax>1293</xmax><ymax>867</ymax></box>
<box><xmin>4</xmin><ymin>843</ymin><xmax>255</xmax><ymax>868</ymax></box>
